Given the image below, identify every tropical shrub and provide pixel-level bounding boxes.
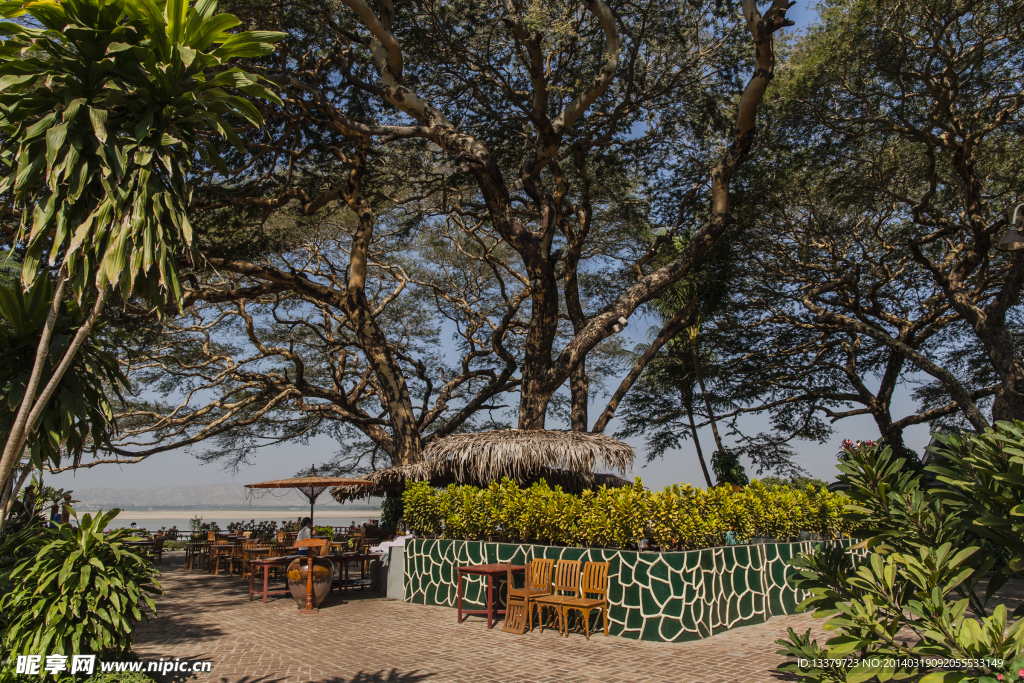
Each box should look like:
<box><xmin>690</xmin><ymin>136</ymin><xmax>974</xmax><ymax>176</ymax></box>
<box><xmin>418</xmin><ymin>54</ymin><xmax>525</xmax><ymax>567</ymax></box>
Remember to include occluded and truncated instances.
<box><xmin>777</xmin><ymin>423</ymin><xmax>1024</xmax><ymax>683</ymax></box>
<box><xmin>0</xmin><ymin>509</ymin><xmax>161</xmax><ymax>674</ymax></box>
<box><xmin>402</xmin><ymin>477</ymin><xmax>855</xmax><ymax>550</ymax></box>
<box><xmin>57</xmin><ymin>674</ymin><xmax>156</xmax><ymax>683</ymax></box>
<box><xmin>380</xmin><ymin>495</ymin><xmax>404</xmax><ymax>534</ymax></box>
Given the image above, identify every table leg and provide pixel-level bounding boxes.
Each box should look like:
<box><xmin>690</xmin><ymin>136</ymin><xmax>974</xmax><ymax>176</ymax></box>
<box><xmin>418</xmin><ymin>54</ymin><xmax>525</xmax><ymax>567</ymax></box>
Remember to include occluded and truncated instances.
<box><xmin>263</xmin><ymin>565</ymin><xmax>271</xmax><ymax>603</ymax></box>
<box><xmin>457</xmin><ymin>572</ymin><xmax>463</xmax><ymax>624</ymax></box>
<box><xmin>486</xmin><ymin>575</ymin><xmax>494</xmax><ymax>629</ymax></box>
<box><xmin>249</xmin><ymin>565</ymin><xmax>256</xmax><ymax>601</ymax></box>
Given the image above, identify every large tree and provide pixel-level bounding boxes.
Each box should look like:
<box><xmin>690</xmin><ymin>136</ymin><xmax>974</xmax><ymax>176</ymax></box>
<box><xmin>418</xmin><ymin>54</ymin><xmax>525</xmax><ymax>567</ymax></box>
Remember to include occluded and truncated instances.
<box><xmin>105</xmin><ymin>0</ymin><xmax>796</xmax><ymax>471</ymax></box>
<box><xmin>750</xmin><ymin>0</ymin><xmax>1024</xmax><ymax>433</ymax></box>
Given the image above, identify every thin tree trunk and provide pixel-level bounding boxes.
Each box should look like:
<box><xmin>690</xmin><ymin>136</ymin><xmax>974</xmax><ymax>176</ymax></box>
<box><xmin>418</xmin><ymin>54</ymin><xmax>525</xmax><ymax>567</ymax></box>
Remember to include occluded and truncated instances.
<box><xmin>0</xmin><ymin>268</ymin><xmax>69</xmax><ymax>501</ymax></box>
<box><xmin>691</xmin><ymin>338</ymin><xmax>725</xmax><ymax>453</ymax></box>
<box><xmin>22</xmin><ymin>286</ymin><xmax>111</xmax><ymax>445</ymax></box>
<box><xmin>592</xmin><ymin>300</ymin><xmax>697</xmax><ymax>434</ymax></box>
<box><xmin>569</xmin><ymin>359</ymin><xmax>589</xmax><ymax>431</ymax></box>
<box><xmin>685</xmin><ymin>398</ymin><xmax>713</xmax><ymax>487</ymax></box>
<box><xmin>1</xmin><ymin>462</ymin><xmax>34</xmax><ymax>523</ymax></box>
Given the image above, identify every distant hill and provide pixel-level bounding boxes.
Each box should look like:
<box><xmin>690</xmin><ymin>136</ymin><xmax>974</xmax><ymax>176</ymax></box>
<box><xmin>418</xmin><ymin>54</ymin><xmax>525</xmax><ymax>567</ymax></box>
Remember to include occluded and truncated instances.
<box><xmin>71</xmin><ymin>483</ymin><xmax>381</xmax><ymax>510</ymax></box>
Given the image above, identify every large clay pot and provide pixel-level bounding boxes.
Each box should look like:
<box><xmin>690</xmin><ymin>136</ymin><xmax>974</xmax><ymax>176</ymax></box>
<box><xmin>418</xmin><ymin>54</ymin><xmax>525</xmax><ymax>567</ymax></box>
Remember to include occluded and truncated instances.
<box><xmin>287</xmin><ymin>557</ymin><xmax>335</xmax><ymax>610</ymax></box>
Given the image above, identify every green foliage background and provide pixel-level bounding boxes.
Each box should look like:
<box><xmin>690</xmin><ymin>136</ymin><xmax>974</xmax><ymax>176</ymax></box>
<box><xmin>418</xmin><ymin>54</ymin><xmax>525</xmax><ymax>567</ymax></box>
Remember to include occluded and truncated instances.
<box><xmin>0</xmin><ymin>510</ymin><xmax>161</xmax><ymax>680</ymax></box>
<box><xmin>402</xmin><ymin>478</ymin><xmax>856</xmax><ymax>550</ymax></box>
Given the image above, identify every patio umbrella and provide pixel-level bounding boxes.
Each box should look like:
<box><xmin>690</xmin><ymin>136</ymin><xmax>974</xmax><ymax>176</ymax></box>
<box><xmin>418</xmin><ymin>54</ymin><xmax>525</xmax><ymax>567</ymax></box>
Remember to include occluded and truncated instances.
<box><xmin>245</xmin><ymin>465</ymin><xmax>375</xmax><ymax>528</ymax></box>
<box><xmin>331</xmin><ymin>429</ymin><xmax>635</xmax><ymax>502</ymax></box>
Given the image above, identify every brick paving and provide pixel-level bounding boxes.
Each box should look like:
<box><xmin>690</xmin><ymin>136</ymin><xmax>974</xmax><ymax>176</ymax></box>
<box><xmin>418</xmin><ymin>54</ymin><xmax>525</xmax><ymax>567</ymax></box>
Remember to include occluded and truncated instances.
<box><xmin>134</xmin><ymin>552</ymin><xmax>833</xmax><ymax>683</ymax></box>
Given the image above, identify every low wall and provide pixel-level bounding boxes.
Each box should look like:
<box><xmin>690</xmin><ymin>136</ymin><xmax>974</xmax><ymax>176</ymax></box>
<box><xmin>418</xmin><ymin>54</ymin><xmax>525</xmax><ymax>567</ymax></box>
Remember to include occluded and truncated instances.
<box><xmin>404</xmin><ymin>537</ymin><xmax>852</xmax><ymax>642</ymax></box>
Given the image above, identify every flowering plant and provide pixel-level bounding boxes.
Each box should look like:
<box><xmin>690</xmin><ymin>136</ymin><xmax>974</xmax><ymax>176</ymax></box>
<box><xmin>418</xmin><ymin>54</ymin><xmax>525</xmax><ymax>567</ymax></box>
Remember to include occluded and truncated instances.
<box><xmin>227</xmin><ymin>519</ymin><xmax>277</xmax><ymax>534</ymax></box>
<box><xmin>838</xmin><ymin>438</ymin><xmax>876</xmax><ymax>460</ymax></box>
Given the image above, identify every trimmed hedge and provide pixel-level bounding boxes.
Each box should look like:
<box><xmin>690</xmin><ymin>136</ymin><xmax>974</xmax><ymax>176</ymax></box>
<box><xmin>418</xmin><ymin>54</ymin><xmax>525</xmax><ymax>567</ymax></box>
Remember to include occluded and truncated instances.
<box><xmin>402</xmin><ymin>478</ymin><xmax>856</xmax><ymax>550</ymax></box>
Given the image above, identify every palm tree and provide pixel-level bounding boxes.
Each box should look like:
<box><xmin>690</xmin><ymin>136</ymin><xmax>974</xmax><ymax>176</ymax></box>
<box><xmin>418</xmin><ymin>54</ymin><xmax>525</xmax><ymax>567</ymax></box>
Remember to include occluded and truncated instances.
<box><xmin>0</xmin><ymin>0</ymin><xmax>283</xmax><ymax>516</ymax></box>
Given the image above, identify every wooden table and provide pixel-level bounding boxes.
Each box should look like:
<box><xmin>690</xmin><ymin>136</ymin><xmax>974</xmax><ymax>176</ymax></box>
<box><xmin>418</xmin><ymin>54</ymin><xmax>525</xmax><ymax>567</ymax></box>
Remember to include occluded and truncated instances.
<box><xmin>329</xmin><ymin>552</ymin><xmax>383</xmax><ymax>594</ymax></box>
<box><xmin>242</xmin><ymin>546</ymin><xmax>277</xmax><ymax>578</ymax></box>
<box><xmin>208</xmin><ymin>543</ymin><xmax>237</xmax><ymax>575</ymax></box>
<box><xmin>248</xmin><ymin>556</ymin><xmax>296</xmax><ymax>603</ymax></box>
<box><xmin>457</xmin><ymin>563</ymin><xmax>525</xmax><ymax>629</ymax></box>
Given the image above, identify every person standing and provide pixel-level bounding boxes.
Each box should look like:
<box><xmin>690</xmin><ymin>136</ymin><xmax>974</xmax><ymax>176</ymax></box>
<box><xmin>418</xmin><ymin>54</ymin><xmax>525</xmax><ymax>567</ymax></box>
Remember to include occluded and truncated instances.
<box><xmin>296</xmin><ymin>517</ymin><xmax>312</xmax><ymax>556</ymax></box>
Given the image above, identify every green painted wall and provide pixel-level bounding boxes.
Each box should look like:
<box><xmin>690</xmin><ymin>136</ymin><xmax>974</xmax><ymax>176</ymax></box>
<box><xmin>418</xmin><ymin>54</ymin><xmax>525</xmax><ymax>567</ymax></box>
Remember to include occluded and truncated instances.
<box><xmin>404</xmin><ymin>537</ymin><xmax>854</xmax><ymax>642</ymax></box>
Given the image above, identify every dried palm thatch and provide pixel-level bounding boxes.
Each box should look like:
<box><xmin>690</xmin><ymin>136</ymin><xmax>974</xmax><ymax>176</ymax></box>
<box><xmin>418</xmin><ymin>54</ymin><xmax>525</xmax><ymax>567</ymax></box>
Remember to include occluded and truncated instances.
<box><xmin>425</xmin><ymin>429</ymin><xmax>633</xmax><ymax>478</ymax></box>
<box><xmin>330</xmin><ymin>462</ymin><xmax>632</xmax><ymax>502</ymax></box>
<box><xmin>330</xmin><ymin>429</ymin><xmax>635</xmax><ymax>502</ymax></box>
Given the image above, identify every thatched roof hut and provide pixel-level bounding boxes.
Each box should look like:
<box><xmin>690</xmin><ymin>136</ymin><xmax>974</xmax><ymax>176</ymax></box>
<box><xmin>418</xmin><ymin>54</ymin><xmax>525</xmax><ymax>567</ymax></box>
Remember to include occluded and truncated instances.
<box><xmin>330</xmin><ymin>462</ymin><xmax>632</xmax><ymax>502</ymax></box>
<box><xmin>330</xmin><ymin>429</ymin><xmax>635</xmax><ymax>502</ymax></box>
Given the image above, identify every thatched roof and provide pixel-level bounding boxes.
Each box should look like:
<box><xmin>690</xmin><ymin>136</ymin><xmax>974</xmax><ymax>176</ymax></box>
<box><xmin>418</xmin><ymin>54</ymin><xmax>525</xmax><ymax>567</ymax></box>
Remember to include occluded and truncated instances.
<box><xmin>330</xmin><ymin>429</ymin><xmax>635</xmax><ymax>502</ymax></box>
<box><xmin>330</xmin><ymin>462</ymin><xmax>632</xmax><ymax>502</ymax></box>
<box><xmin>423</xmin><ymin>429</ymin><xmax>632</xmax><ymax>476</ymax></box>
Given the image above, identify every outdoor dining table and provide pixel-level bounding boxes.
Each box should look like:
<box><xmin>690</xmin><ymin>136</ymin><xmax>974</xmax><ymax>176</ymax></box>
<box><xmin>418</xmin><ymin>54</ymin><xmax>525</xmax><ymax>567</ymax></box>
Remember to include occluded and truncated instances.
<box><xmin>329</xmin><ymin>552</ymin><xmax>383</xmax><ymax>594</ymax></box>
<box><xmin>248</xmin><ymin>556</ymin><xmax>297</xmax><ymax>603</ymax></box>
<box><xmin>122</xmin><ymin>540</ymin><xmax>154</xmax><ymax>548</ymax></box>
<box><xmin>208</xmin><ymin>542</ymin><xmax>238</xmax><ymax>575</ymax></box>
<box><xmin>456</xmin><ymin>563</ymin><xmax>525</xmax><ymax>629</ymax></box>
<box><xmin>241</xmin><ymin>546</ymin><xmax>278</xmax><ymax>578</ymax></box>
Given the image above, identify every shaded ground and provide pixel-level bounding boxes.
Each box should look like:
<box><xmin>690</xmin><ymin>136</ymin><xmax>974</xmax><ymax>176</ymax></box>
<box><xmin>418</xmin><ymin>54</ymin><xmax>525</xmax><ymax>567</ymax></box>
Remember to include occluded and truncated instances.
<box><xmin>133</xmin><ymin>552</ymin><xmax>1024</xmax><ymax>683</ymax></box>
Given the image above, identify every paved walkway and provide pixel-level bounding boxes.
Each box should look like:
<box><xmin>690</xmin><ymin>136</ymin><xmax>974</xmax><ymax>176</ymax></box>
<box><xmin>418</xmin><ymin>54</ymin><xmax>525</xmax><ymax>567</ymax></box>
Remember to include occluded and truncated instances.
<box><xmin>134</xmin><ymin>552</ymin><xmax>829</xmax><ymax>683</ymax></box>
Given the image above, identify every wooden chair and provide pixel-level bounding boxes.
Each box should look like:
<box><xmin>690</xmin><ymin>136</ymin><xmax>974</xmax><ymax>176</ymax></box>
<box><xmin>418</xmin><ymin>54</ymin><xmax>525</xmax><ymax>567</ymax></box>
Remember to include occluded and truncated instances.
<box><xmin>227</xmin><ymin>541</ymin><xmax>248</xmax><ymax>575</ymax></box>
<box><xmin>209</xmin><ymin>541</ymin><xmax>233</xmax><ymax>575</ymax></box>
<box><xmin>503</xmin><ymin>558</ymin><xmax>553</xmax><ymax>634</ymax></box>
<box><xmin>534</xmin><ymin>559</ymin><xmax>582</xmax><ymax>635</ymax></box>
<box><xmin>240</xmin><ymin>541</ymin><xmax>263</xmax><ymax>578</ymax></box>
<box><xmin>150</xmin><ymin>537</ymin><xmax>165</xmax><ymax>565</ymax></box>
<box><xmin>561</xmin><ymin>562</ymin><xmax>610</xmax><ymax>640</ymax></box>
<box><xmin>293</xmin><ymin>538</ymin><xmax>331</xmax><ymax>614</ymax></box>
<box><xmin>184</xmin><ymin>541</ymin><xmax>206</xmax><ymax>570</ymax></box>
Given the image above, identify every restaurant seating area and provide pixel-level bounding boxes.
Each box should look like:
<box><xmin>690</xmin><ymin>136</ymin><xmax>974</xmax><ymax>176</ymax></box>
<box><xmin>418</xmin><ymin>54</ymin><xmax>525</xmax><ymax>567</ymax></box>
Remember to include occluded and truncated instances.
<box><xmin>165</xmin><ymin>523</ymin><xmax>392</xmax><ymax>608</ymax></box>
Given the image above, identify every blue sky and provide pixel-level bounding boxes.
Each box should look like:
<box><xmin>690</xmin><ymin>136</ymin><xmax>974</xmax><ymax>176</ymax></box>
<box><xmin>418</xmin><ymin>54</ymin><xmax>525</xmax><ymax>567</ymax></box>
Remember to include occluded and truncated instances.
<box><xmin>46</xmin><ymin>1</ymin><xmax>925</xmax><ymax>497</ymax></box>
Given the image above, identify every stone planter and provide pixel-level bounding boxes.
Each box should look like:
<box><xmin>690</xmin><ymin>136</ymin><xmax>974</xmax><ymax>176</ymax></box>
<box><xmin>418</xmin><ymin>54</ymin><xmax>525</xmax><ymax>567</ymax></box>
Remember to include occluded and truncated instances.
<box><xmin>404</xmin><ymin>537</ymin><xmax>861</xmax><ymax>643</ymax></box>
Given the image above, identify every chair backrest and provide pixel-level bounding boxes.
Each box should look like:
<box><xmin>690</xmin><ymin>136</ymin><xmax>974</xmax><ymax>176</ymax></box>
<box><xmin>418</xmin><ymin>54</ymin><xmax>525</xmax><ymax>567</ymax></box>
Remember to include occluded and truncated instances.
<box><xmin>243</xmin><ymin>540</ymin><xmax>259</xmax><ymax>549</ymax></box>
<box><xmin>528</xmin><ymin>558</ymin><xmax>554</xmax><ymax>592</ymax></box>
<box><xmin>152</xmin><ymin>538</ymin><xmax>165</xmax><ymax>552</ymax></box>
<box><xmin>207</xmin><ymin>531</ymin><xmax>218</xmax><ymax>541</ymax></box>
<box><xmin>551</xmin><ymin>559</ymin><xmax>582</xmax><ymax>596</ymax></box>
<box><xmin>580</xmin><ymin>562</ymin><xmax>609</xmax><ymax>599</ymax></box>
<box><xmin>294</xmin><ymin>538</ymin><xmax>329</xmax><ymax>552</ymax></box>
<box><xmin>269</xmin><ymin>544</ymin><xmax>288</xmax><ymax>558</ymax></box>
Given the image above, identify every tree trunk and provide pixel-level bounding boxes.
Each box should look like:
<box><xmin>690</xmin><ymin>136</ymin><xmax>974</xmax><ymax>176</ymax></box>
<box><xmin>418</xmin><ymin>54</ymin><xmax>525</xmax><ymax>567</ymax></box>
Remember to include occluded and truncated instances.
<box><xmin>0</xmin><ymin>269</ymin><xmax>68</xmax><ymax>501</ymax></box>
<box><xmin>685</xmin><ymin>397</ymin><xmax>713</xmax><ymax>487</ymax></box>
<box><xmin>342</xmin><ymin>149</ymin><xmax>423</xmax><ymax>464</ymax></box>
<box><xmin>0</xmin><ymin>462</ymin><xmax>34</xmax><ymax>525</ymax></box>
<box><xmin>691</xmin><ymin>339</ymin><xmax>725</xmax><ymax>454</ymax></box>
<box><xmin>569</xmin><ymin>359</ymin><xmax>589</xmax><ymax>432</ymax></box>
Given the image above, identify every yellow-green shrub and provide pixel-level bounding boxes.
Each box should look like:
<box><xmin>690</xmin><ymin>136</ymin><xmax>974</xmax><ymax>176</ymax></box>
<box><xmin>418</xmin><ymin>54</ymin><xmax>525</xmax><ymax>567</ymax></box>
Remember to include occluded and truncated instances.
<box><xmin>401</xmin><ymin>477</ymin><xmax>857</xmax><ymax>549</ymax></box>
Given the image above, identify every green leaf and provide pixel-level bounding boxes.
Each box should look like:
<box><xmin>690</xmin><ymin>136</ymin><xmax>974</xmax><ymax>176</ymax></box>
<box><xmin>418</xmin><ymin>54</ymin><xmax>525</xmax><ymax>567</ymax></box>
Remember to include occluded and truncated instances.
<box><xmin>89</xmin><ymin>107</ymin><xmax>108</xmax><ymax>143</ymax></box>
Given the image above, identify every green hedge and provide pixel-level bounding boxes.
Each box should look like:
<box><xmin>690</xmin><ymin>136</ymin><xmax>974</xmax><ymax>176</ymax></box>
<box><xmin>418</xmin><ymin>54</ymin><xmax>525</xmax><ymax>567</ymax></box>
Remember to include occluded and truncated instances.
<box><xmin>402</xmin><ymin>478</ymin><xmax>856</xmax><ymax>550</ymax></box>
